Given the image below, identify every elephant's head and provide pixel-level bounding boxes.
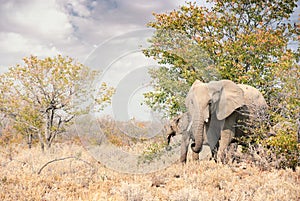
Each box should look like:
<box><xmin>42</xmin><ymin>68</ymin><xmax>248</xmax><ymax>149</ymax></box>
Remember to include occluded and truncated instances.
<box><xmin>166</xmin><ymin>116</ymin><xmax>179</xmax><ymax>145</ymax></box>
<box><xmin>186</xmin><ymin>80</ymin><xmax>244</xmax><ymax>153</ymax></box>
<box><xmin>166</xmin><ymin>113</ymin><xmax>191</xmax><ymax>145</ymax></box>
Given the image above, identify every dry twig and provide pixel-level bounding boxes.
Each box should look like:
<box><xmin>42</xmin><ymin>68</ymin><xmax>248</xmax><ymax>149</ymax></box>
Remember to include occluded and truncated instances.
<box><xmin>37</xmin><ymin>156</ymin><xmax>95</xmax><ymax>175</ymax></box>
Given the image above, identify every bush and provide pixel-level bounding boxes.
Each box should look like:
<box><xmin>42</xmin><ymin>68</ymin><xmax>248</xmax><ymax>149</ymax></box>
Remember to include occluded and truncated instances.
<box><xmin>265</xmin><ymin>121</ymin><xmax>299</xmax><ymax>170</ymax></box>
<box><xmin>235</xmin><ymin>108</ymin><xmax>299</xmax><ymax>170</ymax></box>
<box><xmin>139</xmin><ymin>139</ymin><xmax>168</xmax><ymax>164</ymax></box>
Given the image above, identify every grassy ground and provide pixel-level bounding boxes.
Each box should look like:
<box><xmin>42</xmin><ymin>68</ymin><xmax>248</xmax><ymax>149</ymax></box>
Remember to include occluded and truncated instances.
<box><xmin>0</xmin><ymin>142</ymin><xmax>299</xmax><ymax>201</ymax></box>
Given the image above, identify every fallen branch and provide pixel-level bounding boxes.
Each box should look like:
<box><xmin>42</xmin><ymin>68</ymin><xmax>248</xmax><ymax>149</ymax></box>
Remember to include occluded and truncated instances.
<box><xmin>37</xmin><ymin>156</ymin><xmax>95</xmax><ymax>175</ymax></box>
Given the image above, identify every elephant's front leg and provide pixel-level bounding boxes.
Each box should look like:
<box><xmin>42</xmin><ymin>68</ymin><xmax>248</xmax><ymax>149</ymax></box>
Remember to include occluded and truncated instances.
<box><xmin>180</xmin><ymin>131</ymin><xmax>190</xmax><ymax>163</ymax></box>
<box><xmin>217</xmin><ymin>113</ymin><xmax>236</xmax><ymax>163</ymax></box>
<box><xmin>217</xmin><ymin>130</ymin><xmax>234</xmax><ymax>163</ymax></box>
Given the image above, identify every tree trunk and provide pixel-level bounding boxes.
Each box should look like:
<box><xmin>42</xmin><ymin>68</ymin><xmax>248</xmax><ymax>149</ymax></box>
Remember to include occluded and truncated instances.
<box><xmin>38</xmin><ymin>131</ymin><xmax>45</xmax><ymax>151</ymax></box>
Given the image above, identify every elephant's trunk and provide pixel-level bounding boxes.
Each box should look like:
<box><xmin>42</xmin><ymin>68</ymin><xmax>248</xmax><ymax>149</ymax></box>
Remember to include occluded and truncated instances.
<box><xmin>191</xmin><ymin>119</ymin><xmax>204</xmax><ymax>153</ymax></box>
<box><xmin>166</xmin><ymin>125</ymin><xmax>176</xmax><ymax>145</ymax></box>
<box><xmin>166</xmin><ymin>130</ymin><xmax>175</xmax><ymax>145</ymax></box>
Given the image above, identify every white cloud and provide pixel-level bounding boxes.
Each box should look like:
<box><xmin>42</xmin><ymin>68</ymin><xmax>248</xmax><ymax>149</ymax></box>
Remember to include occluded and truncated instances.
<box><xmin>0</xmin><ymin>32</ymin><xmax>59</xmax><ymax>54</ymax></box>
<box><xmin>0</xmin><ymin>0</ymin><xmax>189</xmax><ymax>70</ymax></box>
<box><xmin>0</xmin><ymin>0</ymin><xmax>77</xmax><ymax>70</ymax></box>
<box><xmin>0</xmin><ymin>0</ymin><xmax>72</xmax><ymax>40</ymax></box>
<box><xmin>64</xmin><ymin>0</ymin><xmax>92</xmax><ymax>18</ymax></box>
<box><xmin>58</xmin><ymin>0</ymin><xmax>188</xmax><ymax>47</ymax></box>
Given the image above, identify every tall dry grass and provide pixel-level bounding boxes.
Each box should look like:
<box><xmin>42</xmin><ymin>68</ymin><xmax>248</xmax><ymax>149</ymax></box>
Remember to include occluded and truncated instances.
<box><xmin>0</xmin><ymin>142</ymin><xmax>299</xmax><ymax>201</ymax></box>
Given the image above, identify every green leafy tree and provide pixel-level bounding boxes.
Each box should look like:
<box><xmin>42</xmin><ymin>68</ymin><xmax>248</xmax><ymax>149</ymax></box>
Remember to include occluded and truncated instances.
<box><xmin>144</xmin><ymin>0</ymin><xmax>299</xmax><ymax>116</ymax></box>
<box><xmin>0</xmin><ymin>55</ymin><xmax>114</xmax><ymax>150</ymax></box>
<box><xmin>143</xmin><ymin>1</ymin><xmax>299</xmax><ymax>169</ymax></box>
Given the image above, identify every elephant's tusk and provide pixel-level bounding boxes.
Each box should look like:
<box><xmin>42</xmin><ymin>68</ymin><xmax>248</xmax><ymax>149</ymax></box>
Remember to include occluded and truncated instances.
<box><xmin>187</xmin><ymin>121</ymin><xmax>193</xmax><ymax>132</ymax></box>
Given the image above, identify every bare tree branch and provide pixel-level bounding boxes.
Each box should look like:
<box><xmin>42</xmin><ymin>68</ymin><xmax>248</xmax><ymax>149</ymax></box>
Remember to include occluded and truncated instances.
<box><xmin>37</xmin><ymin>156</ymin><xmax>96</xmax><ymax>175</ymax></box>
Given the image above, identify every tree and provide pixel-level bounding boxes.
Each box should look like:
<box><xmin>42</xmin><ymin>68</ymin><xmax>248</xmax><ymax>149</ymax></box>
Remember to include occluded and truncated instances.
<box><xmin>0</xmin><ymin>55</ymin><xmax>114</xmax><ymax>150</ymax></box>
<box><xmin>143</xmin><ymin>0</ymin><xmax>299</xmax><ymax>169</ymax></box>
<box><xmin>143</xmin><ymin>0</ymin><xmax>299</xmax><ymax>116</ymax></box>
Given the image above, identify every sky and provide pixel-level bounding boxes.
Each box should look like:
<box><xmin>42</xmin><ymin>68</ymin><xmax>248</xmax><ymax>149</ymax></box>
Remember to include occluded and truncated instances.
<box><xmin>0</xmin><ymin>0</ymin><xmax>299</xmax><ymax>121</ymax></box>
<box><xmin>0</xmin><ymin>0</ymin><xmax>299</xmax><ymax>71</ymax></box>
<box><xmin>0</xmin><ymin>0</ymin><xmax>190</xmax><ymax>71</ymax></box>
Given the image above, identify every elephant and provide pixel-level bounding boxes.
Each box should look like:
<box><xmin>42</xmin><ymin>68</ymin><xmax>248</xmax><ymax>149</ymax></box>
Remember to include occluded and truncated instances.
<box><xmin>166</xmin><ymin>113</ymin><xmax>194</xmax><ymax>163</ymax></box>
<box><xmin>168</xmin><ymin>79</ymin><xmax>267</xmax><ymax>163</ymax></box>
<box><xmin>166</xmin><ymin>112</ymin><xmax>211</xmax><ymax>163</ymax></box>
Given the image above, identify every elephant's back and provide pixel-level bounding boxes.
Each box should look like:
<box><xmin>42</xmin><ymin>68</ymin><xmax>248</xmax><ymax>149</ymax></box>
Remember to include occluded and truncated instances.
<box><xmin>237</xmin><ymin>84</ymin><xmax>267</xmax><ymax>108</ymax></box>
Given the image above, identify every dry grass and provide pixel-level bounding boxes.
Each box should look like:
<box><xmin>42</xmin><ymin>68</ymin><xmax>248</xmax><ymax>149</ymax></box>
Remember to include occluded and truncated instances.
<box><xmin>0</xmin><ymin>142</ymin><xmax>299</xmax><ymax>201</ymax></box>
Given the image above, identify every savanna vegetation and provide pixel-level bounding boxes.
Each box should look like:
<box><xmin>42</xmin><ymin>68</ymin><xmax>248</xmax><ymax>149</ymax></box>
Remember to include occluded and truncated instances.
<box><xmin>0</xmin><ymin>0</ymin><xmax>299</xmax><ymax>200</ymax></box>
<box><xmin>0</xmin><ymin>143</ymin><xmax>299</xmax><ymax>200</ymax></box>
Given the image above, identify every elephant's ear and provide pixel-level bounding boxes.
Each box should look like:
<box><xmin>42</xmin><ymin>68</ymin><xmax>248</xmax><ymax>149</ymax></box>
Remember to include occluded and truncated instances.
<box><xmin>171</xmin><ymin>115</ymin><xmax>181</xmax><ymax>129</ymax></box>
<box><xmin>216</xmin><ymin>80</ymin><xmax>244</xmax><ymax>120</ymax></box>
